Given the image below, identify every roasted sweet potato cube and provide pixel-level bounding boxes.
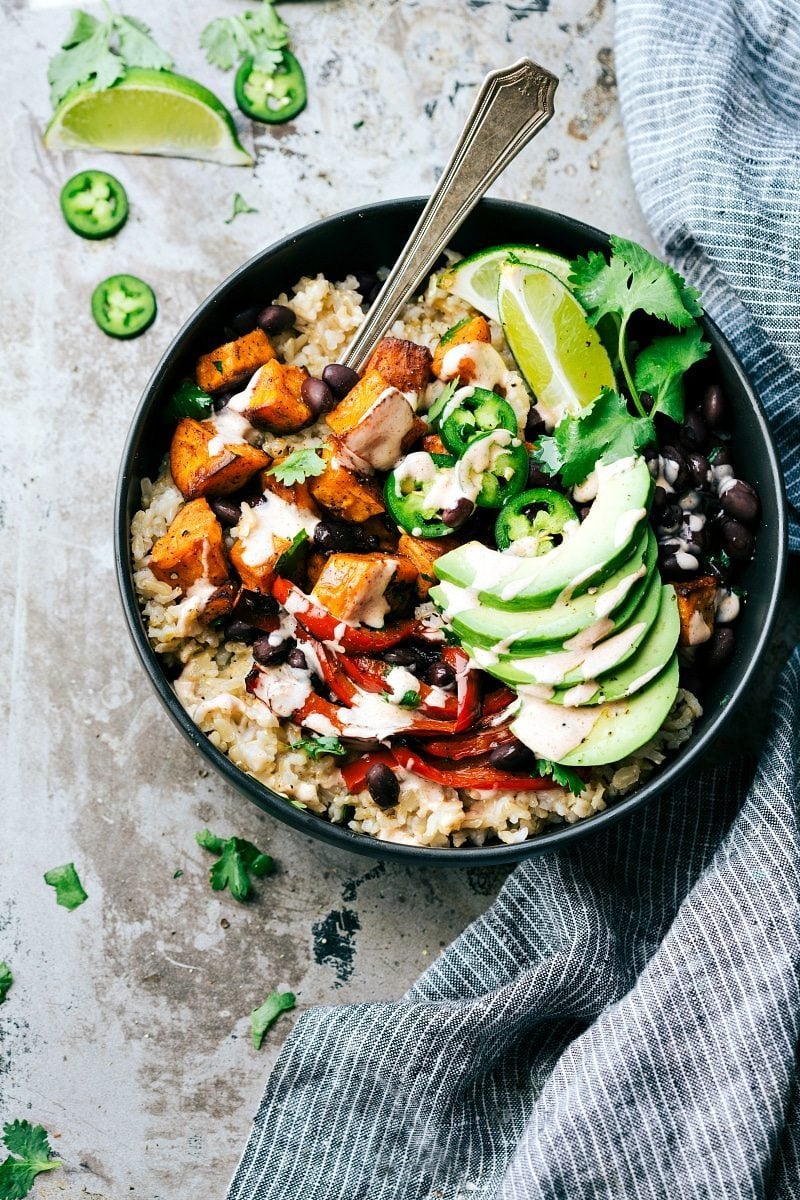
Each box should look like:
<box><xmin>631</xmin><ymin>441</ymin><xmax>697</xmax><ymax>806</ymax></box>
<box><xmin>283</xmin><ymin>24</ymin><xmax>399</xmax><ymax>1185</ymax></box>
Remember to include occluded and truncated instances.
<box><xmin>365</xmin><ymin>337</ymin><xmax>433</xmax><ymax>394</ymax></box>
<box><xmin>306</xmin><ymin>550</ymin><xmax>328</xmax><ymax>589</ymax></box>
<box><xmin>421</xmin><ymin>432</ymin><xmax>447</xmax><ymax>455</ymax></box>
<box><xmin>244</xmin><ymin>359</ymin><xmax>312</xmax><ymax>432</ymax></box>
<box><xmin>432</xmin><ymin>314</ymin><xmax>492</xmax><ymax>378</ymax></box>
<box><xmin>308</xmin><ymin>441</ymin><xmax>385</xmax><ymax>522</ymax></box>
<box><xmin>325</xmin><ymin>369</ymin><xmax>388</xmax><ymax>436</ymax></box>
<box><xmin>673</xmin><ymin>575</ymin><xmax>718</xmax><ymax>646</ymax></box>
<box><xmin>170</xmin><ymin>418</ymin><xmax>270</xmax><ymax>500</ymax></box>
<box><xmin>196</xmin><ymin>329</ymin><xmax>276</xmax><ymax>394</ymax></box>
<box><xmin>311</xmin><ymin>553</ymin><xmax>412</xmax><ymax>627</ymax></box>
<box><xmin>333</xmin><ymin>381</ymin><xmax>419</xmax><ymax>472</ymax></box>
<box><xmin>230</xmin><ymin>532</ymin><xmax>292</xmax><ymax>593</ymax></box>
<box><xmin>398</xmin><ymin>532</ymin><xmax>463</xmax><ymax>597</ymax></box>
<box><xmin>204</xmin><ymin>581</ymin><xmax>237</xmax><ymax>622</ymax></box>
<box><xmin>259</xmin><ymin>461</ymin><xmax>320</xmax><ymax>513</ymax></box>
<box><xmin>150</xmin><ymin>498</ymin><xmax>229</xmax><ymax>594</ymax></box>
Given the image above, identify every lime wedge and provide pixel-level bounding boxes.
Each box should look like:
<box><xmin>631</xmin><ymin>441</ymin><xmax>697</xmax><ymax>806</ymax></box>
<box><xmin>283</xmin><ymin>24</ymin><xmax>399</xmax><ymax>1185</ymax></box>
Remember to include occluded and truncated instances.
<box><xmin>498</xmin><ymin>263</ymin><xmax>615</xmax><ymax>426</ymax></box>
<box><xmin>441</xmin><ymin>244</ymin><xmax>572</xmax><ymax>322</ymax></box>
<box><xmin>44</xmin><ymin>68</ymin><xmax>253</xmax><ymax>167</ymax></box>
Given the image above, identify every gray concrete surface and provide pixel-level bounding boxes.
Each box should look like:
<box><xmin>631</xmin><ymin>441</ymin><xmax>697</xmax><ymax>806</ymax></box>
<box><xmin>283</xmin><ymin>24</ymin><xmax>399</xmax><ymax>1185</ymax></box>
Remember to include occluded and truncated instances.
<box><xmin>1</xmin><ymin>1</ymin><xmax>795</xmax><ymax>1197</ymax></box>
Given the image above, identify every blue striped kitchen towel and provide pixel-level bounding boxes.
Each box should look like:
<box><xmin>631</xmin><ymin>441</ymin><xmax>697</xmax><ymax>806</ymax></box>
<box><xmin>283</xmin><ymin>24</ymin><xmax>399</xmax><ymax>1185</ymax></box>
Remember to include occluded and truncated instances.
<box><xmin>228</xmin><ymin>1</ymin><xmax>800</xmax><ymax>1196</ymax></box>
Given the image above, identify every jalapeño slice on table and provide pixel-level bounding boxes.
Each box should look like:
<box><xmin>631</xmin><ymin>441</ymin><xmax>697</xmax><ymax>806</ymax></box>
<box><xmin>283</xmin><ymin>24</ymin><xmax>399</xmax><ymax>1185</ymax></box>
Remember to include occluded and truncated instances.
<box><xmin>91</xmin><ymin>274</ymin><xmax>157</xmax><ymax>339</ymax></box>
<box><xmin>60</xmin><ymin>170</ymin><xmax>129</xmax><ymax>239</ymax></box>
<box><xmin>440</xmin><ymin>386</ymin><xmax>518</xmax><ymax>458</ymax></box>
<box><xmin>495</xmin><ymin>488</ymin><xmax>577</xmax><ymax>553</ymax></box>
<box><xmin>235</xmin><ymin>52</ymin><xmax>307</xmax><ymax>124</ymax></box>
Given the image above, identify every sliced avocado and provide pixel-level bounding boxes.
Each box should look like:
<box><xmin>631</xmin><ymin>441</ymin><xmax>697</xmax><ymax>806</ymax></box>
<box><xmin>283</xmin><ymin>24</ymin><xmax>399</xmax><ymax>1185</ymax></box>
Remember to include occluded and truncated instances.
<box><xmin>433</xmin><ymin>529</ymin><xmax>656</xmax><ymax>652</ymax></box>
<box><xmin>476</xmin><ymin>569</ymin><xmax>663</xmax><ymax>688</ymax></box>
<box><xmin>510</xmin><ymin>655</ymin><xmax>680</xmax><ymax>767</ymax></box>
<box><xmin>435</xmin><ymin>455</ymin><xmax>652</xmax><ymax>611</ymax></box>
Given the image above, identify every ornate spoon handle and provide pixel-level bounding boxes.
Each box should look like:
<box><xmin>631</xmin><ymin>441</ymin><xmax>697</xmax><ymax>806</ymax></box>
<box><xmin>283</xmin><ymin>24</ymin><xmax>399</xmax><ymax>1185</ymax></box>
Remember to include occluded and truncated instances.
<box><xmin>342</xmin><ymin>58</ymin><xmax>558</xmax><ymax>371</ymax></box>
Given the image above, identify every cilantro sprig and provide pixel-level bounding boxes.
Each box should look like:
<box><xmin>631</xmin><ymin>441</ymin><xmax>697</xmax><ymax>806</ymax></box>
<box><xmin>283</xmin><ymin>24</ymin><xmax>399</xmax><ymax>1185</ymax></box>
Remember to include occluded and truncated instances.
<box><xmin>250</xmin><ymin>990</ymin><xmax>295</xmax><ymax>1049</ymax></box>
<box><xmin>43</xmin><ymin>862</ymin><xmax>88</xmax><ymax>911</ymax></box>
<box><xmin>48</xmin><ymin>4</ymin><xmax>172</xmax><ymax>108</ymax></box>
<box><xmin>267</xmin><ymin>448</ymin><xmax>325</xmax><ymax>486</ymax></box>
<box><xmin>533</xmin><ymin>389</ymin><xmax>655</xmax><ymax>487</ymax></box>
<box><xmin>0</xmin><ymin>1121</ymin><xmax>62</xmax><ymax>1198</ymax></box>
<box><xmin>201</xmin><ymin>1</ymin><xmax>289</xmax><ymax>74</ymax></box>
<box><xmin>225</xmin><ymin>193</ymin><xmax>259</xmax><ymax>225</ymax></box>
<box><xmin>536</xmin><ymin>760</ymin><xmax>585</xmax><ymax>796</ymax></box>
<box><xmin>195</xmin><ymin>830</ymin><xmax>274</xmax><ymax>902</ymax></box>
<box><xmin>290</xmin><ymin>734</ymin><xmax>347</xmax><ymax>760</ymax></box>
<box><xmin>633</xmin><ymin>324</ymin><xmax>711</xmax><ymax>423</ymax></box>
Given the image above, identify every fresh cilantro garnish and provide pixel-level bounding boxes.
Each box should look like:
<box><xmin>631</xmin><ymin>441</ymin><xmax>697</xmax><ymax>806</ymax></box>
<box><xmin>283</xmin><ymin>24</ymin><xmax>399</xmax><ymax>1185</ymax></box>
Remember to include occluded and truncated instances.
<box><xmin>0</xmin><ymin>963</ymin><xmax>12</xmax><ymax>1005</ymax></box>
<box><xmin>442</xmin><ymin>627</ymin><xmax>461</xmax><ymax>646</ymax></box>
<box><xmin>570</xmin><ymin>236</ymin><xmax>703</xmax><ymax>415</ymax></box>
<box><xmin>201</xmin><ymin>0</ymin><xmax>289</xmax><ymax>74</ymax></box>
<box><xmin>225</xmin><ymin>193</ymin><xmax>259</xmax><ymax>225</ymax></box>
<box><xmin>195</xmin><ymin>830</ymin><xmax>274</xmax><ymax>902</ymax></box>
<box><xmin>532</xmin><ymin>388</ymin><xmax>655</xmax><ymax>488</ymax></box>
<box><xmin>48</xmin><ymin>5</ymin><xmax>173</xmax><ymax>108</ymax></box>
<box><xmin>43</xmin><ymin>862</ymin><xmax>87</xmax><ymax>911</ymax></box>
<box><xmin>427</xmin><ymin>378</ymin><xmax>458</xmax><ymax>425</ymax></box>
<box><xmin>274</xmin><ymin>529</ymin><xmax>309</xmax><ymax>575</ymax></box>
<box><xmin>633</xmin><ymin>325</ymin><xmax>711</xmax><ymax>422</ymax></box>
<box><xmin>267</xmin><ymin>448</ymin><xmax>325</xmax><ymax>486</ymax></box>
<box><xmin>250</xmin><ymin>990</ymin><xmax>295</xmax><ymax>1049</ymax></box>
<box><xmin>536</xmin><ymin>760</ymin><xmax>585</xmax><ymax>796</ymax></box>
<box><xmin>0</xmin><ymin>1120</ymin><xmax>62</xmax><ymax>1198</ymax></box>
<box><xmin>383</xmin><ymin>689</ymin><xmax>421</xmax><ymax>708</ymax></box>
<box><xmin>173</xmin><ymin>869</ymin><xmax>184</xmax><ymax>879</ymax></box>
<box><xmin>163</xmin><ymin>381</ymin><xmax>213</xmax><ymax>423</ymax></box>
<box><xmin>290</xmin><ymin>735</ymin><xmax>347</xmax><ymax>760</ymax></box>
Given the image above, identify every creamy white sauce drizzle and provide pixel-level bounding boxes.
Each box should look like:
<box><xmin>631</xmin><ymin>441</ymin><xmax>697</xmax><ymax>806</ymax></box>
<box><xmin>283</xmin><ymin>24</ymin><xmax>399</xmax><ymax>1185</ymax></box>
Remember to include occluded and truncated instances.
<box><xmin>512</xmin><ymin>693</ymin><xmax>600</xmax><ymax>760</ymax></box>
<box><xmin>572</xmin><ymin>470</ymin><xmax>599</xmax><ymax>503</ymax></box>
<box><xmin>614</xmin><ymin>507</ymin><xmax>646</xmax><ymax>549</ymax></box>
<box><xmin>563</xmin><ymin>617</ymin><xmax>615</xmax><ymax>652</ymax></box>
<box><xmin>561</xmin><ymin>681</ymin><xmax>599</xmax><ymax>707</ymax></box>
<box><xmin>384</xmin><ymin>666</ymin><xmax>420</xmax><ymax>704</ymax></box>
<box><xmin>252</xmin><ymin>664</ymin><xmax>313</xmax><ymax>718</ymax></box>
<box><xmin>233</xmin><ymin>495</ymin><xmax>319</xmax><ymax>567</ymax></box>
<box><xmin>336</xmin><ymin>692</ymin><xmax>417</xmax><ymax>740</ymax></box>
<box><xmin>341</xmin><ymin>387</ymin><xmax>416</xmax><ymax>473</ymax></box>
<box><xmin>716</xmin><ymin>590</ymin><xmax>740</xmax><ymax>624</ymax></box>
<box><xmin>594</xmin><ymin>563</ymin><xmax>647</xmax><ymax>618</ymax></box>
<box><xmin>438</xmin><ymin>343</ymin><xmax>531</xmax><ymax>434</ymax></box>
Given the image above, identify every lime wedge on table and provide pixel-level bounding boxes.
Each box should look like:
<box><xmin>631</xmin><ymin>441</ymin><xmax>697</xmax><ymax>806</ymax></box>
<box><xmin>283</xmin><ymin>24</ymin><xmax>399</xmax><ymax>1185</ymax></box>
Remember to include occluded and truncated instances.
<box><xmin>44</xmin><ymin>69</ymin><xmax>253</xmax><ymax>167</ymax></box>
<box><xmin>498</xmin><ymin>262</ymin><xmax>615</xmax><ymax>426</ymax></box>
<box><xmin>441</xmin><ymin>244</ymin><xmax>572</xmax><ymax>322</ymax></box>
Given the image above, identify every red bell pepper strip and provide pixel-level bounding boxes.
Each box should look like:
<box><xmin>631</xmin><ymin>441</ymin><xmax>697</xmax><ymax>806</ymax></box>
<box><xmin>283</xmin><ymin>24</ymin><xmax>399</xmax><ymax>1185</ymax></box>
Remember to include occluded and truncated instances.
<box><xmin>293</xmin><ymin>628</ymin><xmax>359</xmax><ymax>706</ymax></box>
<box><xmin>340</xmin><ymin>654</ymin><xmax>459</xmax><ymax>720</ymax></box>
<box><xmin>442</xmin><ymin>646</ymin><xmax>481</xmax><ymax>733</ymax></box>
<box><xmin>421</xmin><ymin>721</ymin><xmax>518</xmax><ymax>761</ymax></box>
<box><xmin>272</xmin><ymin>578</ymin><xmax>416</xmax><ymax>652</ymax></box>
<box><xmin>482</xmin><ymin>685</ymin><xmax>517</xmax><ymax>717</ymax></box>
<box><xmin>340</xmin><ymin>750</ymin><xmax>396</xmax><ymax>791</ymax></box>
<box><xmin>342</xmin><ymin>747</ymin><xmax>555</xmax><ymax>793</ymax></box>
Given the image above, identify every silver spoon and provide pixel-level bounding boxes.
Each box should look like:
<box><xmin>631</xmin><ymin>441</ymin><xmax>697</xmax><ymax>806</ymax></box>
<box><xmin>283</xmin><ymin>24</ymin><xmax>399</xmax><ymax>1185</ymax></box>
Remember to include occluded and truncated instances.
<box><xmin>341</xmin><ymin>58</ymin><xmax>558</xmax><ymax>372</ymax></box>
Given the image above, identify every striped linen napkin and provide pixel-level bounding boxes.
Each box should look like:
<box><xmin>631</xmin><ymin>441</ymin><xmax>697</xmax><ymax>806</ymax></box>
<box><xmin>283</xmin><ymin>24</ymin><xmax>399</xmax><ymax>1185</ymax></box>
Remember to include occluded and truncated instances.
<box><xmin>228</xmin><ymin>2</ymin><xmax>800</xmax><ymax>1195</ymax></box>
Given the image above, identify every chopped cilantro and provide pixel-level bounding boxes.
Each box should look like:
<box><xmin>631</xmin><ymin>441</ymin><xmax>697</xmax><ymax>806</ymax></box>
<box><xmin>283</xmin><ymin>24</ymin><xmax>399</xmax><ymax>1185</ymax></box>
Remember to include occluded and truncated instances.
<box><xmin>427</xmin><ymin>378</ymin><xmax>458</xmax><ymax>425</ymax></box>
<box><xmin>290</xmin><ymin>734</ymin><xmax>347</xmax><ymax>760</ymax></box>
<box><xmin>532</xmin><ymin>388</ymin><xmax>655</xmax><ymax>488</ymax></box>
<box><xmin>382</xmin><ymin>689</ymin><xmax>421</xmax><ymax>708</ymax></box>
<box><xmin>267</xmin><ymin>448</ymin><xmax>325</xmax><ymax>486</ymax></box>
<box><xmin>201</xmin><ymin>0</ymin><xmax>289</xmax><ymax>74</ymax></box>
<box><xmin>274</xmin><ymin>529</ymin><xmax>309</xmax><ymax>575</ymax></box>
<box><xmin>163</xmin><ymin>380</ymin><xmax>213</xmax><ymax>423</ymax></box>
<box><xmin>0</xmin><ymin>963</ymin><xmax>12</xmax><ymax>1005</ymax></box>
<box><xmin>48</xmin><ymin>7</ymin><xmax>173</xmax><ymax>108</ymax></box>
<box><xmin>0</xmin><ymin>1120</ymin><xmax>62</xmax><ymax>1198</ymax></box>
<box><xmin>173</xmin><ymin>869</ymin><xmax>184</xmax><ymax>879</ymax></box>
<box><xmin>353</xmin><ymin>119</ymin><xmax>364</xmax><ymax>130</ymax></box>
<box><xmin>225</xmin><ymin>192</ymin><xmax>259</xmax><ymax>225</ymax></box>
<box><xmin>213</xmin><ymin>360</ymin><xmax>224</xmax><ymax>374</ymax></box>
<box><xmin>195</xmin><ymin>830</ymin><xmax>274</xmax><ymax>902</ymax></box>
<box><xmin>250</xmin><ymin>990</ymin><xmax>295</xmax><ymax>1049</ymax></box>
<box><xmin>633</xmin><ymin>324</ymin><xmax>711</xmax><ymax>422</ymax></box>
<box><xmin>536</xmin><ymin>760</ymin><xmax>585</xmax><ymax>796</ymax></box>
<box><xmin>43</xmin><ymin>862</ymin><xmax>87</xmax><ymax>911</ymax></box>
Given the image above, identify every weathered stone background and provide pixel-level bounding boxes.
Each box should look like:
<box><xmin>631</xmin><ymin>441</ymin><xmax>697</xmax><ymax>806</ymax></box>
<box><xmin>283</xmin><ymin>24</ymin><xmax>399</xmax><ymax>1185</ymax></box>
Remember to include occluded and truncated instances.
<box><xmin>1</xmin><ymin>1</ymin><xmax>795</xmax><ymax>1197</ymax></box>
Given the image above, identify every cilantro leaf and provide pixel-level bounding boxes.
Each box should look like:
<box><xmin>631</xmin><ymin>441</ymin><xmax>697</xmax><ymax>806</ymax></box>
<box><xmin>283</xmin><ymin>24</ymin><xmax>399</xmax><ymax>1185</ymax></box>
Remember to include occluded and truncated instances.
<box><xmin>537</xmin><ymin>760</ymin><xmax>585</xmax><ymax>796</ymax></box>
<box><xmin>62</xmin><ymin>9</ymin><xmax>101</xmax><ymax>48</ymax></box>
<box><xmin>225</xmin><ymin>193</ymin><xmax>259</xmax><ymax>225</ymax></box>
<box><xmin>250</xmin><ymin>990</ymin><xmax>295</xmax><ymax>1049</ymax></box>
<box><xmin>0</xmin><ymin>963</ymin><xmax>12</xmax><ymax>1005</ymax></box>
<box><xmin>532</xmin><ymin>389</ymin><xmax>655</xmax><ymax>488</ymax></box>
<box><xmin>0</xmin><ymin>1120</ymin><xmax>61</xmax><ymax>1198</ymax></box>
<box><xmin>290</xmin><ymin>735</ymin><xmax>347</xmax><ymax>760</ymax></box>
<box><xmin>427</xmin><ymin>378</ymin><xmax>458</xmax><ymax>425</ymax></box>
<box><xmin>267</xmin><ymin>448</ymin><xmax>324</xmax><ymax>486</ymax></box>
<box><xmin>43</xmin><ymin>862</ymin><xmax>87</xmax><ymax>911</ymax></box>
<box><xmin>382</xmin><ymin>689</ymin><xmax>421</xmax><ymax>708</ymax></box>
<box><xmin>195</xmin><ymin>830</ymin><xmax>274</xmax><ymax>902</ymax></box>
<box><xmin>201</xmin><ymin>1</ymin><xmax>290</xmax><ymax>74</ymax></box>
<box><xmin>164</xmin><ymin>381</ymin><xmax>213</xmax><ymax>423</ymax></box>
<box><xmin>274</xmin><ymin>529</ymin><xmax>309</xmax><ymax>575</ymax></box>
<box><xmin>200</xmin><ymin>18</ymin><xmax>242</xmax><ymax>71</ymax></box>
<box><xmin>633</xmin><ymin>324</ymin><xmax>711</xmax><ymax>423</ymax></box>
<box><xmin>112</xmin><ymin>14</ymin><xmax>173</xmax><ymax>70</ymax></box>
<box><xmin>48</xmin><ymin>6</ymin><xmax>172</xmax><ymax>108</ymax></box>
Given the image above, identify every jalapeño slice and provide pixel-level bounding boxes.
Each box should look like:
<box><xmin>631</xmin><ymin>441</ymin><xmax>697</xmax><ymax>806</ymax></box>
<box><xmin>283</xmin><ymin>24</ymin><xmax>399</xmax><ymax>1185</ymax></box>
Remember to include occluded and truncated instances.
<box><xmin>60</xmin><ymin>170</ymin><xmax>128</xmax><ymax>239</ymax></box>
<box><xmin>235</xmin><ymin>52</ymin><xmax>307</xmax><ymax>124</ymax></box>
<box><xmin>385</xmin><ymin>452</ymin><xmax>459</xmax><ymax>539</ymax></box>
<box><xmin>457</xmin><ymin>431</ymin><xmax>529</xmax><ymax>509</ymax></box>
<box><xmin>495</xmin><ymin>488</ymin><xmax>577</xmax><ymax>553</ymax></box>
<box><xmin>91</xmin><ymin>274</ymin><xmax>157</xmax><ymax>339</ymax></box>
<box><xmin>440</xmin><ymin>386</ymin><xmax>518</xmax><ymax>457</ymax></box>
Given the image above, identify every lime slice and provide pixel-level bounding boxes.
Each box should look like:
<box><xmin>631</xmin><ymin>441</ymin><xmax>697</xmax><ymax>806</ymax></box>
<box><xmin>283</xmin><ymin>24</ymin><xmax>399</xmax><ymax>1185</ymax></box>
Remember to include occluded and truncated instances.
<box><xmin>44</xmin><ymin>68</ymin><xmax>253</xmax><ymax>167</ymax></box>
<box><xmin>498</xmin><ymin>262</ymin><xmax>615</xmax><ymax>426</ymax></box>
<box><xmin>441</xmin><ymin>244</ymin><xmax>572</xmax><ymax>322</ymax></box>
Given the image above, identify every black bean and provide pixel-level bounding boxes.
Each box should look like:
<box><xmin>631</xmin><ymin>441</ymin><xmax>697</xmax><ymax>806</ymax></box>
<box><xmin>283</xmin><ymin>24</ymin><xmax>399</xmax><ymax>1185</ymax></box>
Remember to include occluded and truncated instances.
<box><xmin>287</xmin><ymin>648</ymin><xmax>309</xmax><ymax>671</ymax></box>
<box><xmin>257</xmin><ymin>304</ymin><xmax>295</xmax><ymax>334</ymax></box>
<box><xmin>442</xmin><ymin>497</ymin><xmax>475</xmax><ymax>528</ymax></box>
<box><xmin>322</xmin><ymin>363</ymin><xmax>361</xmax><ymax>399</ymax></box>
<box><xmin>682</xmin><ymin>410</ymin><xmax>707</xmax><ymax>448</ymax></box>
<box><xmin>489</xmin><ymin>739</ymin><xmax>537</xmax><ymax>772</ymax></box>
<box><xmin>212</xmin><ymin>390</ymin><xmax>234</xmax><ymax>412</ymax></box>
<box><xmin>209</xmin><ymin>497</ymin><xmax>242</xmax><ymax>527</ymax></box>
<box><xmin>314</xmin><ymin>520</ymin><xmax>357</xmax><ymax>553</ymax></box>
<box><xmin>301</xmin><ymin>375</ymin><xmax>336</xmax><ymax>416</ymax></box>
<box><xmin>661</xmin><ymin>445</ymin><xmax>688</xmax><ymax>492</ymax></box>
<box><xmin>354</xmin><ymin>530</ymin><xmax>380</xmax><ymax>552</ymax></box>
<box><xmin>720</xmin><ymin>517</ymin><xmax>755</xmax><ymax>562</ymax></box>
<box><xmin>425</xmin><ymin>660</ymin><xmax>456</xmax><ymax>688</ymax></box>
<box><xmin>252</xmin><ymin>635</ymin><xmax>292</xmax><ymax>667</ymax></box>
<box><xmin>640</xmin><ymin>391</ymin><xmax>655</xmax><ymax>414</ymax></box>
<box><xmin>685</xmin><ymin>452</ymin><xmax>710</xmax><ymax>489</ymax></box>
<box><xmin>709</xmin><ymin>443</ymin><xmax>731</xmax><ymax>467</ymax></box>
<box><xmin>356</xmin><ymin>271</ymin><xmax>379</xmax><ymax>298</ymax></box>
<box><xmin>230</xmin><ymin>305</ymin><xmax>262</xmax><ymax>335</ymax></box>
<box><xmin>235</xmin><ymin>589</ymin><xmax>279</xmax><ymax>620</ymax></box>
<box><xmin>525</xmin><ymin>408</ymin><xmax>546</xmax><ymax>440</ymax></box>
<box><xmin>658</xmin><ymin>550</ymin><xmax>697</xmax><ymax>578</ymax></box>
<box><xmin>226</xmin><ymin>621</ymin><xmax>261</xmax><ymax>643</ymax></box>
<box><xmin>720</xmin><ymin>479</ymin><xmax>759</xmax><ymax>524</ymax></box>
<box><xmin>528</xmin><ymin>461</ymin><xmax>558</xmax><ymax>490</ymax></box>
<box><xmin>659</xmin><ymin>503</ymin><xmax>683</xmax><ymax>535</ymax></box>
<box><xmin>365</xmin><ymin>762</ymin><xmax>400</xmax><ymax>809</ymax></box>
<box><xmin>652</xmin><ymin>485</ymin><xmax>668</xmax><ymax>511</ymax></box>
<box><xmin>382</xmin><ymin>647</ymin><xmax>420</xmax><ymax>670</ymax></box>
<box><xmin>705</xmin><ymin>626</ymin><xmax>735</xmax><ymax>670</ymax></box>
<box><xmin>702</xmin><ymin>383</ymin><xmax>727</xmax><ymax>429</ymax></box>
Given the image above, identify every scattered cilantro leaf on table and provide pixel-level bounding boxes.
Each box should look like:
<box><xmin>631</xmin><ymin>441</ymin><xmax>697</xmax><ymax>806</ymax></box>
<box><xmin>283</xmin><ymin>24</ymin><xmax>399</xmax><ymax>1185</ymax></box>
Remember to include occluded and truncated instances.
<box><xmin>532</xmin><ymin>389</ymin><xmax>655</xmax><ymax>488</ymax></box>
<box><xmin>201</xmin><ymin>1</ymin><xmax>289</xmax><ymax>74</ymax></box>
<box><xmin>0</xmin><ymin>1120</ymin><xmax>62</xmax><ymax>1199</ymax></box>
<box><xmin>267</xmin><ymin>448</ymin><xmax>324</xmax><ymax>486</ymax></box>
<box><xmin>0</xmin><ymin>963</ymin><xmax>12</xmax><ymax>1005</ymax></box>
<box><xmin>633</xmin><ymin>324</ymin><xmax>711</xmax><ymax>423</ymax></box>
<box><xmin>43</xmin><ymin>862</ymin><xmax>87</xmax><ymax>911</ymax></box>
<box><xmin>290</xmin><ymin>734</ymin><xmax>347</xmax><ymax>760</ymax></box>
<box><xmin>536</xmin><ymin>760</ymin><xmax>585</xmax><ymax>796</ymax></box>
<box><xmin>225</xmin><ymin>193</ymin><xmax>259</xmax><ymax>225</ymax></box>
<box><xmin>251</xmin><ymin>990</ymin><xmax>295</xmax><ymax>1049</ymax></box>
<box><xmin>195</xmin><ymin>830</ymin><xmax>274</xmax><ymax>902</ymax></box>
<box><xmin>48</xmin><ymin>6</ymin><xmax>172</xmax><ymax>108</ymax></box>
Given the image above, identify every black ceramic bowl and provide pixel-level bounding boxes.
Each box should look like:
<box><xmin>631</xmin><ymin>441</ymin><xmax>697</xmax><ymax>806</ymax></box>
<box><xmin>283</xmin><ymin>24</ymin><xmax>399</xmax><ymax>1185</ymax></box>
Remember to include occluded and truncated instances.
<box><xmin>115</xmin><ymin>198</ymin><xmax>787</xmax><ymax>864</ymax></box>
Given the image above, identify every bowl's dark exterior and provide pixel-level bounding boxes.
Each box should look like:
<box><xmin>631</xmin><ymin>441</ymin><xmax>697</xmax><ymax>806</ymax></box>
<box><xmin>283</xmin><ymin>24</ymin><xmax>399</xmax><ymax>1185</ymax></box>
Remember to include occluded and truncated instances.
<box><xmin>115</xmin><ymin>198</ymin><xmax>787</xmax><ymax>865</ymax></box>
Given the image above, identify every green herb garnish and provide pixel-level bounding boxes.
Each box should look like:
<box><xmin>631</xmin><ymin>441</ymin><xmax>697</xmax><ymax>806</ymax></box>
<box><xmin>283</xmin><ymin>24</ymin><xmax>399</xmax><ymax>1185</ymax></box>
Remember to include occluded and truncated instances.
<box><xmin>426</xmin><ymin>378</ymin><xmax>458</xmax><ymax>425</ymax></box>
<box><xmin>250</xmin><ymin>990</ymin><xmax>295</xmax><ymax>1049</ymax></box>
<box><xmin>267</xmin><ymin>447</ymin><xmax>325</xmax><ymax>486</ymax></box>
<box><xmin>533</xmin><ymin>388</ymin><xmax>655</xmax><ymax>487</ymax></box>
<box><xmin>201</xmin><ymin>0</ymin><xmax>289</xmax><ymax>74</ymax></box>
<box><xmin>195</xmin><ymin>830</ymin><xmax>274</xmax><ymax>902</ymax></box>
<box><xmin>0</xmin><ymin>963</ymin><xmax>12</xmax><ymax>1005</ymax></box>
<box><xmin>43</xmin><ymin>862</ymin><xmax>88</xmax><ymax>911</ymax></box>
<box><xmin>213</xmin><ymin>360</ymin><xmax>224</xmax><ymax>374</ymax></box>
<box><xmin>274</xmin><ymin>529</ymin><xmax>309</xmax><ymax>575</ymax></box>
<box><xmin>536</xmin><ymin>760</ymin><xmax>585</xmax><ymax>796</ymax></box>
<box><xmin>0</xmin><ymin>1120</ymin><xmax>62</xmax><ymax>1198</ymax></box>
<box><xmin>290</xmin><ymin>735</ymin><xmax>347</xmax><ymax>760</ymax></box>
<box><xmin>48</xmin><ymin>5</ymin><xmax>173</xmax><ymax>108</ymax></box>
<box><xmin>382</xmin><ymin>689</ymin><xmax>421</xmax><ymax>708</ymax></box>
<box><xmin>225</xmin><ymin>192</ymin><xmax>259</xmax><ymax>225</ymax></box>
<box><xmin>164</xmin><ymin>380</ymin><xmax>213</xmax><ymax>422</ymax></box>
<box><xmin>633</xmin><ymin>324</ymin><xmax>710</xmax><ymax>422</ymax></box>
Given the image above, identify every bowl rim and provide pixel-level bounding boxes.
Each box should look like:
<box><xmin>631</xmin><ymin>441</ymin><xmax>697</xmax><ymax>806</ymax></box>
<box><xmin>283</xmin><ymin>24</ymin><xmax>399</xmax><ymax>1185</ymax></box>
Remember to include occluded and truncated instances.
<box><xmin>114</xmin><ymin>196</ymin><xmax>788</xmax><ymax>865</ymax></box>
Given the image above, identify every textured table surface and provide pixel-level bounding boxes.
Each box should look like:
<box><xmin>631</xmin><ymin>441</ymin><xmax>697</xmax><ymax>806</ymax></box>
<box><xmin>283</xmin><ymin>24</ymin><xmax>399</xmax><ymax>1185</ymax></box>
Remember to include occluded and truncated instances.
<box><xmin>2</xmin><ymin>1</ymin><xmax>794</xmax><ymax>1197</ymax></box>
